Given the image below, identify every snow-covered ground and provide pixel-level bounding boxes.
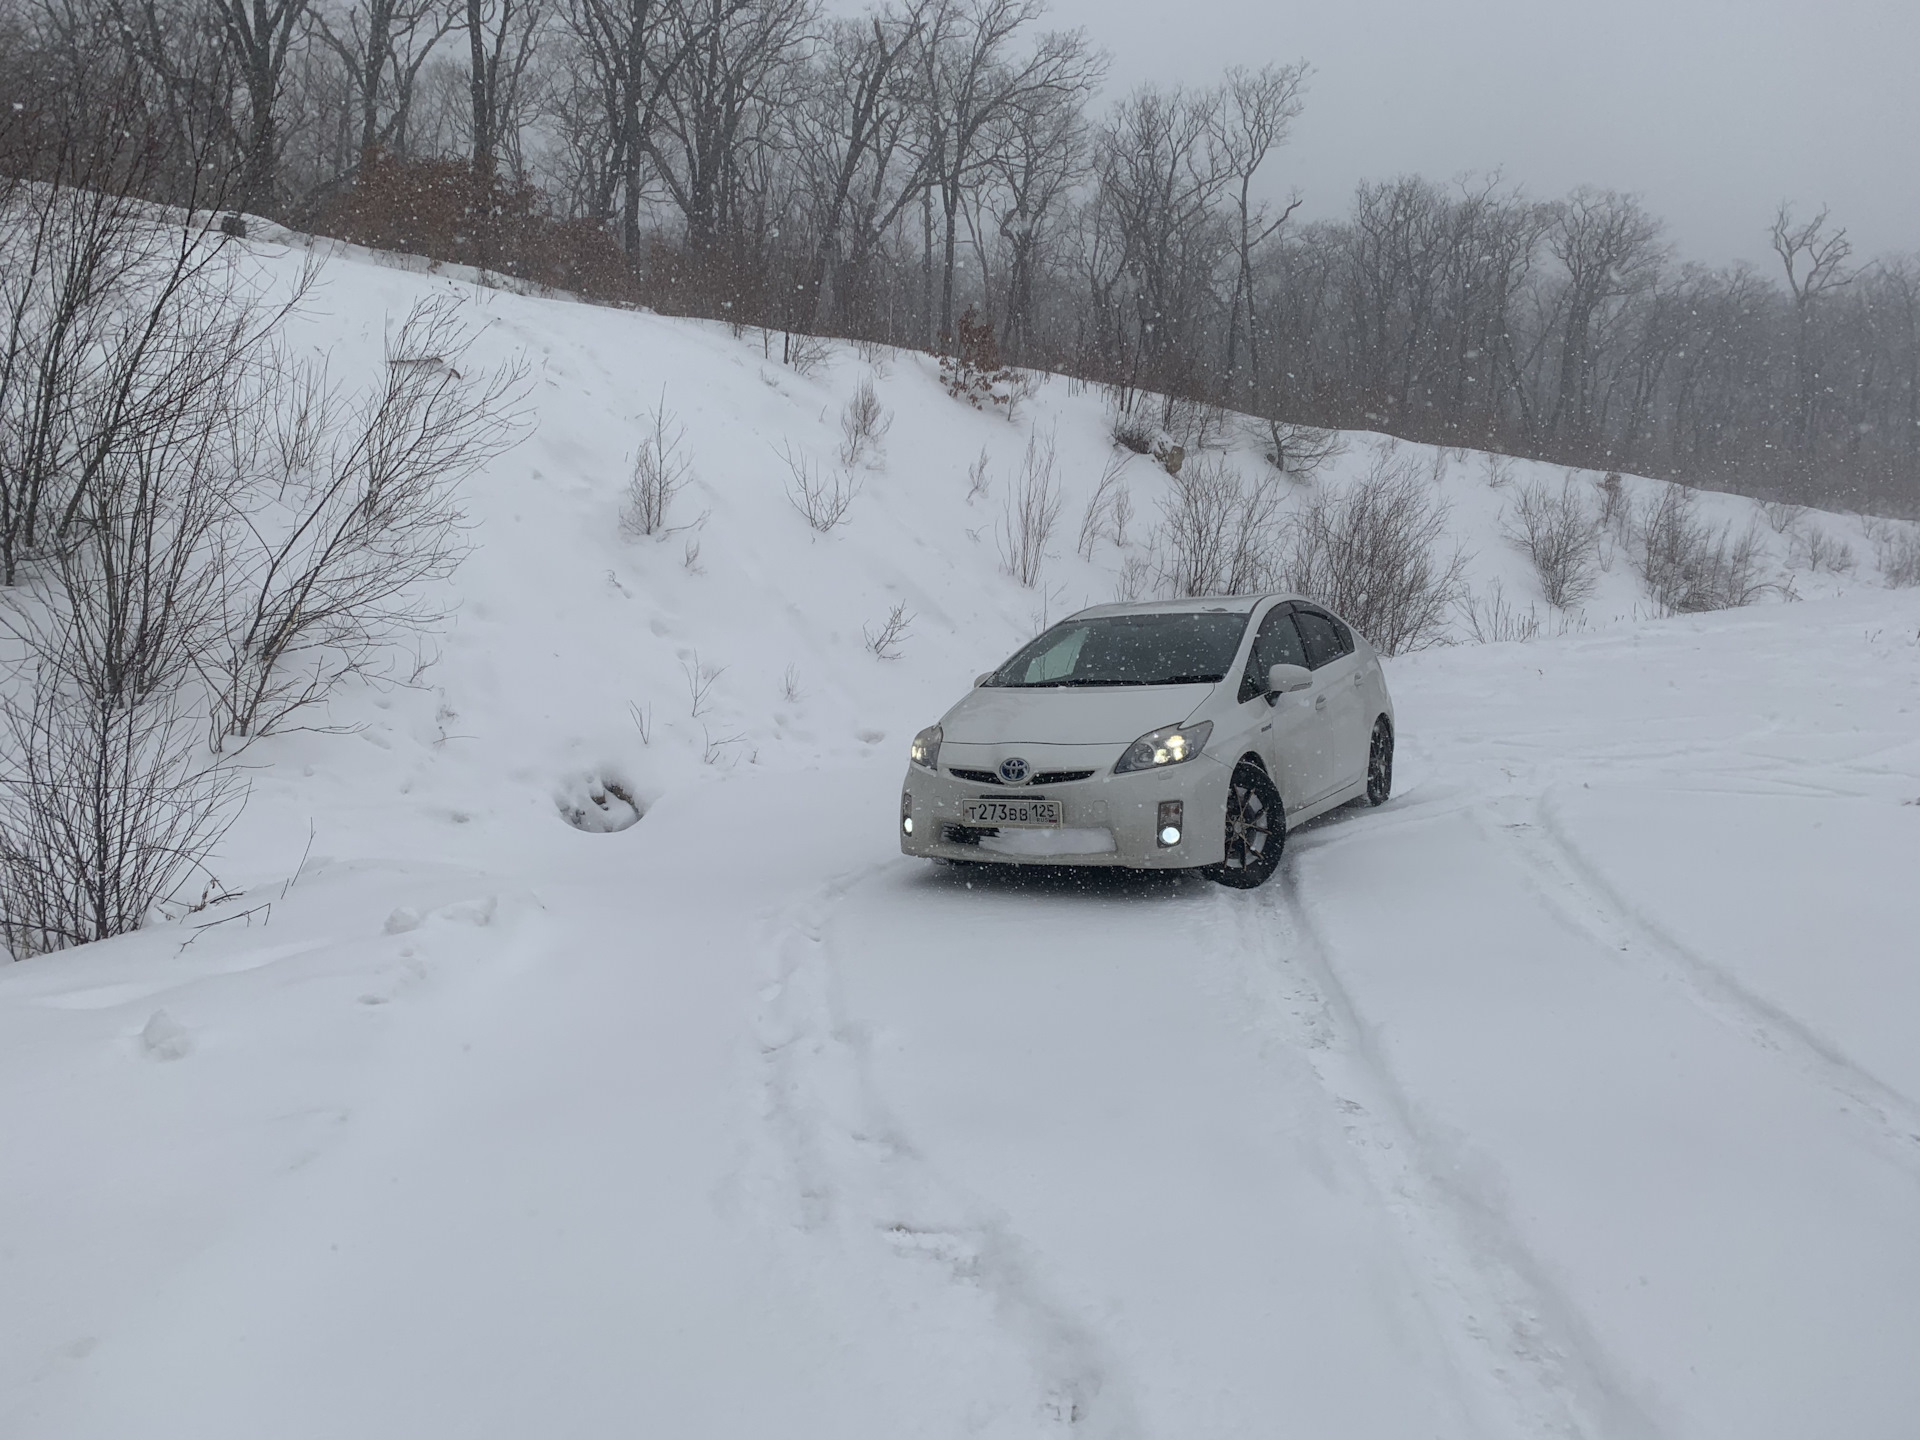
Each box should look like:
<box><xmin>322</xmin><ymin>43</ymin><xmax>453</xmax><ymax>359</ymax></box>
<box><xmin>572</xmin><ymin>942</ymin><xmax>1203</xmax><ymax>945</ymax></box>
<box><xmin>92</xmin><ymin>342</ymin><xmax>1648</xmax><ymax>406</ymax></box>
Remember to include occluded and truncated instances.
<box><xmin>3</xmin><ymin>234</ymin><xmax>1919</xmax><ymax>1439</ymax></box>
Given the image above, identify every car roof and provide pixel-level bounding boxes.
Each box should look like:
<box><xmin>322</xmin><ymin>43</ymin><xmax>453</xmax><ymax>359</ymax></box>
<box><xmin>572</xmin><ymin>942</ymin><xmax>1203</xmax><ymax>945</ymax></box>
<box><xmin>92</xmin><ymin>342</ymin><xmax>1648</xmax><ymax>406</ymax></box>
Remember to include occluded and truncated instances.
<box><xmin>1066</xmin><ymin>594</ymin><xmax>1304</xmax><ymax>621</ymax></box>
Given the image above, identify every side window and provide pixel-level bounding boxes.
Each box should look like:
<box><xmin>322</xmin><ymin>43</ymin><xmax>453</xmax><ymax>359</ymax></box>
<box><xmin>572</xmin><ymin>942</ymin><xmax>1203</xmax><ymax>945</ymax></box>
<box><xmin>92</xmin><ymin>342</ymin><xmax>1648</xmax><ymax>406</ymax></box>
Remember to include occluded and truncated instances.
<box><xmin>1324</xmin><ymin>613</ymin><xmax>1355</xmax><ymax>655</ymax></box>
<box><xmin>1293</xmin><ymin>609</ymin><xmax>1342</xmax><ymax>670</ymax></box>
<box><xmin>1238</xmin><ymin>607</ymin><xmax>1309</xmax><ymax>702</ymax></box>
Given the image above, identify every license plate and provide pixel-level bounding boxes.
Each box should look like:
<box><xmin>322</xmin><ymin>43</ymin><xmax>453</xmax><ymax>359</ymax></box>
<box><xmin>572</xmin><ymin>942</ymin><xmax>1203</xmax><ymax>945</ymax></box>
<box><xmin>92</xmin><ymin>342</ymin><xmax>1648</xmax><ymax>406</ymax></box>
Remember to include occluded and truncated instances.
<box><xmin>962</xmin><ymin>797</ymin><xmax>1063</xmax><ymax>828</ymax></box>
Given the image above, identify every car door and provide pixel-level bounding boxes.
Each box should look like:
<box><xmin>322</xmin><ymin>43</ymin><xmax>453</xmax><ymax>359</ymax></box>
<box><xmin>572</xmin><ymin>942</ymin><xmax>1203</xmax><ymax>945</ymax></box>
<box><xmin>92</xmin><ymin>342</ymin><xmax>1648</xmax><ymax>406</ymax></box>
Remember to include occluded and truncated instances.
<box><xmin>1291</xmin><ymin>606</ymin><xmax>1367</xmax><ymax>793</ymax></box>
<box><xmin>1236</xmin><ymin>603</ymin><xmax>1329</xmax><ymax>809</ymax></box>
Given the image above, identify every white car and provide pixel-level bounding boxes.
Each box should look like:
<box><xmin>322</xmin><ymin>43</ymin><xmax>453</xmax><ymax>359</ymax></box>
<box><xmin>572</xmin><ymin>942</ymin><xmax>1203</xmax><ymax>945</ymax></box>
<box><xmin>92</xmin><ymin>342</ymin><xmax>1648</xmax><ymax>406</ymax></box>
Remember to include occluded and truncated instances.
<box><xmin>899</xmin><ymin>595</ymin><xmax>1395</xmax><ymax>887</ymax></box>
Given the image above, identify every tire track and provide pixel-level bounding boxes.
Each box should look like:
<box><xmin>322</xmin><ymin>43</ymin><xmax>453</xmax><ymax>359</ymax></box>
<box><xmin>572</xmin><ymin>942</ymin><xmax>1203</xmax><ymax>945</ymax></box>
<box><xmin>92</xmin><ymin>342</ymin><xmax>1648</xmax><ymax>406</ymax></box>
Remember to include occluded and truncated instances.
<box><xmin>753</xmin><ymin>866</ymin><xmax>1145</xmax><ymax>1439</ymax></box>
<box><xmin>1494</xmin><ymin>795</ymin><xmax>1920</xmax><ymax>1171</ymax></box>
<box><xmin>1225</xmin><ymin>856</ymin><xmax>1658</xmax><ymax>1440</ymax></box>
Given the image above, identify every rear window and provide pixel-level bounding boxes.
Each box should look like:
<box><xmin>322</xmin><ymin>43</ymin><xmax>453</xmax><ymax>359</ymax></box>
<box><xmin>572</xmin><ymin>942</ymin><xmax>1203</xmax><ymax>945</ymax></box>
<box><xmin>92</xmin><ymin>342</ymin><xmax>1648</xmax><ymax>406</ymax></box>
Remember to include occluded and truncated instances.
<box><xmin>991</xmin><ymin>612</ymin><xmax>1252</xmax><ymax>688</ymax></box>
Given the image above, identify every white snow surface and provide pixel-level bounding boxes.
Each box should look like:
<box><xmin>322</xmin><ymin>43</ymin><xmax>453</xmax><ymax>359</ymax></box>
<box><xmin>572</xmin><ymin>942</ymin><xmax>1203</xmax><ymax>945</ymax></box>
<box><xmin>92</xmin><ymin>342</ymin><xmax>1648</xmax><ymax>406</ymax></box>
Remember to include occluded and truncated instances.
<box><xmin>4</xmin><ymin>234</ymin><xmax>1920</xmax><ymax>1440</ymax></box>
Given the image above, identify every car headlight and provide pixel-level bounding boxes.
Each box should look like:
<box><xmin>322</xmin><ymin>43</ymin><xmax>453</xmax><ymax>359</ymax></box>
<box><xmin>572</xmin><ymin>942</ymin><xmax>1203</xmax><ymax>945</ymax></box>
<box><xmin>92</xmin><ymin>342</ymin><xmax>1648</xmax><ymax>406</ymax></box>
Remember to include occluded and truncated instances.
<box><xmin>909</xmin><ymin>724</ymin><xmax>942</xmax><ymax>771</ymax></box>
<box><xmin>1113</xmin><ymin>720</ymin><xmax>1211</xmax><ymax>774</ymax></box>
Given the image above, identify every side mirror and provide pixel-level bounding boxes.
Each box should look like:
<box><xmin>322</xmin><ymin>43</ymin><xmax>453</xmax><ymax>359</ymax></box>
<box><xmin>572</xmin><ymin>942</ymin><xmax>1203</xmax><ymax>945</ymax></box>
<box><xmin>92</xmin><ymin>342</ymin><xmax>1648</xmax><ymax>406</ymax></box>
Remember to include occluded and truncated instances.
<box><xmin>1268</xmin><ymin>663</ymin><xmax>1312</xmax><ymax>696</ymax></box>
<box><xmin>974</xmin><ymin>671</ymin><xmax>995</xmax><ymax>688</ymax></box>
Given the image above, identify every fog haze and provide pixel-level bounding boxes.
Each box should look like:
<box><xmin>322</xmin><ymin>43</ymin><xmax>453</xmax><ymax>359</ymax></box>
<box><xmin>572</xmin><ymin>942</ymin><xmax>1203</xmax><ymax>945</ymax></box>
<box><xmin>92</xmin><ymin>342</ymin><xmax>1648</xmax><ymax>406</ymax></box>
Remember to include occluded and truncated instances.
<box><xmin>1031</xmin><ymin>0</ymin><xmax>1920</xmax><ymax>265</ymax></box>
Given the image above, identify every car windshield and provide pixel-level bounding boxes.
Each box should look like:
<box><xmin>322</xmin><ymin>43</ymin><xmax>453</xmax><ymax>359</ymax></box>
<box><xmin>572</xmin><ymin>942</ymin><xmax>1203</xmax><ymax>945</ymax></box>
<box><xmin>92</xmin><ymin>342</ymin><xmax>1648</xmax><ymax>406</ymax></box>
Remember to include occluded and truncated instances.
<box><xmin>989</xmin><ymin>611</ymin><xmax>1252</xmax><ymax>687</ymax></box>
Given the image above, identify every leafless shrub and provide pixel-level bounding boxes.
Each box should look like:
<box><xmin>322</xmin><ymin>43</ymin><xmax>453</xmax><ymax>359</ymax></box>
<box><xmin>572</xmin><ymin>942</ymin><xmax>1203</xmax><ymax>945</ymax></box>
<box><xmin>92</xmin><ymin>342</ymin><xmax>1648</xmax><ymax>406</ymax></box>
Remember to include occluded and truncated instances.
<box><xmin>779</xmin><ymin>664</ymin><xmax>803</xmax><ymax>703</ymax></box>
<box><xmin>863</xmin><ymin>601</ymin><xmax>913</xmax><ymax>658</ymax></box>
<box><xmin>765</xmin><ymin>327</ymin><xmax>830</xmax><ymax>376</ymax></box>
<box><xmin>628</xmin><ymin>700</ymin><xmax>652</xmax><ymax>744</ymax></box>
<box><xmin>850</xmin><ymin>335</ymin><xmax>891</xmax><ymax>370</ymax></box>
<box><xmin>837</xmin><ymin>376</ymin><xmax>892</xmax><ymax>469</ymax></box>
<box><xmin>1763</xmin><ymin>500</ymin><xmax>1806</xmax><ymax>534</ymax></box>
<box><xmin>997</xmin><ymin>432</ymin><xmax>1062</xmax><ymax>588</ymax></box>
<box><xmin>1790</xmin><ymin>523</ymin><xmax>1855</xmax><ymax>574</ymax></box>
<box><xmin>1595</xmin><ymin>470</ymin><xmax>1631</xmax><ymax>537</ymax></box>
<box><xmin>1115</xmin><ymin>554</ymin><xmax>1152</xmax><ymax>602</ymax></box>
<box><xmin>701</xmin><ymin>725</ymin><xmax>746</xmax><ymax>764</ymax></box>
<box><xmin>1160</xmin><ymin>395</ymin><xmax>1232</xmax><ymax>451</ymax></box>
<box><xmin>1483</xmin><ymin>454</ymin><xmax>1516</xmax><ymax>490</ymax></box>
<box><xmin>681</xmin><ymin>651</ymin><xmax>722</xmax><ymax>717</ymax></box>
<box><xmin>1077</xmin><ymin>453</ymin><xmax>1131</xmax><ymax>559</ymax></box>
<box><xmin>1636</xmin><ymin>487</ymin><xmax>1772</xmax><ymax>614</ymax></box>
<box><xmin>1258</xmin><ymin>418</ymin><xmax>1346</xmax><ymax>483</ymax></box>
<box><xmin>206</xmin><ymin>298</ymin><xmax>528</xmax><ymax>743</ymax></box>
<box><xmin>0</xmin><ymin>671</ymin><xmax>242</xmax><ymax>958</ymax></box>
<box><xmin>782</xmin><ymin>445</ymin><xmax>859</xmax><ymax>532</ymax></box>
<box><xmin>1504</xmin><ymin>478</ymin><xmax>1600</xmax><ymax>608</ymax></box>
<box><xmin>1876</xmin><ymin>526</ymin><xmax>1920</xmax><ymax>587</ymax></box>
<box><xmin>681</xmin><ymin>537</ymin><xmax>703</xmax><ymax>573</ymax></box>
<box><xmin>965</xmin><ymin>449</ymin><xmax>992</xmax><ymax>504</ymax></box>
<box><xmin>1283</xmin><ymin>457</ymin><xmax>1469</xmax><ymax>654</ymax></box>
<box><xmin>1154</xmin><ymin>455</ymin><xmax>1286</xmax><ymax>597</ymax></box>
<box><xmin>1110</xmin><ymin>405</ymin><xmax>1157</xmax><ymax>455</ymax></box>
<box><xmin>1459</xmin><ymin>580</ymin><xmax>1543</xmax><ymax>644</ymax></box>
<box><xmin>621</xmin><ymin>391</ymin><xmax>693</xmax><ymax>538</ymax></box>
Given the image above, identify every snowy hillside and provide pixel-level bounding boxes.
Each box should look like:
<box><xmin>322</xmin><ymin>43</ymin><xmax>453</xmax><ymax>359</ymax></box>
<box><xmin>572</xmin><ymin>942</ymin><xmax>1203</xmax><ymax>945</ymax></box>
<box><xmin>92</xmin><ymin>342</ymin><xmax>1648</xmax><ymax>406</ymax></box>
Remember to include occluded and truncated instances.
<box><xmin>4</xmin><ymin>232</ymin><xmax>1920</xmax><ymax>1440</ymax></box>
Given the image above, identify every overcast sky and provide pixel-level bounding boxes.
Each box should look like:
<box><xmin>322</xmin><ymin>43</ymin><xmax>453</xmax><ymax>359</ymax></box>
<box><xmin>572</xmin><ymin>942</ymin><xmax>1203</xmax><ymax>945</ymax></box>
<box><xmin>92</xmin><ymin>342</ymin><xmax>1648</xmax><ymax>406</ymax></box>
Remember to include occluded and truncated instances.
<box><xmin>1029</xmin><ymin>0</ymin><xmax>1920</xmax><ymax>267</ymax></box>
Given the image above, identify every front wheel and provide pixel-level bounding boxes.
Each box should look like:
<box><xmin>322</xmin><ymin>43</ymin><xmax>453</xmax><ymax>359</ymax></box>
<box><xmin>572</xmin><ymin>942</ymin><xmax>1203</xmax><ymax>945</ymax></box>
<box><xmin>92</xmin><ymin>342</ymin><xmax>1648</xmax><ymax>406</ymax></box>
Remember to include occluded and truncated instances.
<box><xmin>1366</xmin><ymin>718</ymin><xmax>1393</xmax><ymax>806</ymax></box>
<box><xmin>1205</xmin><ymin>763</ymin><xmax>1284</xmax><ymax>889</ymax></box>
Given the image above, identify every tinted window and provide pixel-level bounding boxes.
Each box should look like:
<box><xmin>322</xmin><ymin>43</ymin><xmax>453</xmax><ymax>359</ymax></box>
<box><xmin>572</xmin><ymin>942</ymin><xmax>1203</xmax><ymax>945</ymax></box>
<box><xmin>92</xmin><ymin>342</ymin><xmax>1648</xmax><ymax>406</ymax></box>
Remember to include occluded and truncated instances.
<box><xmin>1239</xmin><ymin>606</ymin><xmax>1309</xmax><ymax>702</ymax></box>
<box><xmin>1293</xmin><ymin>609</ymin><xmax>1342</xmax><ymax>669</ymax></box>
<box><xmin>1324</xmin><ymin>612</ymin><xmax>1355</xmax><ymax>655</ymax></box>
<box><xmin>992</xmin><ymin>611</ymin><xmax>1252</xmax><ymax>687</ymax></box>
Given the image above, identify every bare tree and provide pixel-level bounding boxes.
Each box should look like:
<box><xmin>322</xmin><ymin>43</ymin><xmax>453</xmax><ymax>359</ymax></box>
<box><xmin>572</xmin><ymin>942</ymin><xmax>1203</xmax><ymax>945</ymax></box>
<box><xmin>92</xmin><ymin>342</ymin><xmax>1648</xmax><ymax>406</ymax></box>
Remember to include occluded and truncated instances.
<box><xmin>1215</xmin><ymin>61</ymin><xmax>1306</xmax><ymax>395</ymax></box>
<box><xmin>622</xmin><ymin>389</ymin><xmax>693</xmax><ymax>535</ymax></box>
<box><xmin>1771</xmin><ymin>203</ymin><xmax>1852</xmax><ymax>477</ymax></box>
<box><xmin>1153</xmin><ymin>453</ymin><xmax>1285</xmax><ymax>597</ymax></box>
<box><xmin>1504</xmin><ymin>476</ymin><xmax>1599</xmax><ymax>608</ymax></box>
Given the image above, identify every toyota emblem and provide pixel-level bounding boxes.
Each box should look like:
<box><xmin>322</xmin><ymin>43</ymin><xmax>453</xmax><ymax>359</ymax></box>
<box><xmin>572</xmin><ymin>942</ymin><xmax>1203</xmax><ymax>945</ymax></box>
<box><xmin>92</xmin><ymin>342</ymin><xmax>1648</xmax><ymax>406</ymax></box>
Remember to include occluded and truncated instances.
<box><xmin>998</xmin><ymin>756</ymin><xmax>1031</xmax><ymax>785</ymax></box>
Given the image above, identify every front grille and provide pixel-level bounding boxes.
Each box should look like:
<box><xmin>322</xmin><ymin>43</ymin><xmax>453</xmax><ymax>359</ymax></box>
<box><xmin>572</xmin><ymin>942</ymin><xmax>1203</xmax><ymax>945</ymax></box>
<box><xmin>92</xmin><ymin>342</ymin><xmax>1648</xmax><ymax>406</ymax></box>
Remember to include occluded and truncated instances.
<box><xmin>947</xmin><ymin>767</ymin><xmax>1097</xmax><ymax>787</ymax></box>
<box><xmin>941</xmin><ymin>823</ymin><xmax>994</xmax><ymax>845</ymax></box>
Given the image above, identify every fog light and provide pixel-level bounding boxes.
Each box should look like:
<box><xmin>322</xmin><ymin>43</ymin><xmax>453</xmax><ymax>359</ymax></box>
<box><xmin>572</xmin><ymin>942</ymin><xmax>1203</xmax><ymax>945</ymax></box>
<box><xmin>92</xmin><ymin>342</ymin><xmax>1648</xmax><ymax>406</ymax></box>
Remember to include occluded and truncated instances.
<box><xmin>901</xmin><ymin>792</ymin><xmax>914</xmax><ymax>835</ymax></box>
<box><xmin>902</xmin><ymin>816</ymin><xmax>915</xmax><ymax>835</ymax></box>
<box><xmin>1156</xmin><ymin>800</ymin><xmax>1183</xmax><ymax>848</ymax></box>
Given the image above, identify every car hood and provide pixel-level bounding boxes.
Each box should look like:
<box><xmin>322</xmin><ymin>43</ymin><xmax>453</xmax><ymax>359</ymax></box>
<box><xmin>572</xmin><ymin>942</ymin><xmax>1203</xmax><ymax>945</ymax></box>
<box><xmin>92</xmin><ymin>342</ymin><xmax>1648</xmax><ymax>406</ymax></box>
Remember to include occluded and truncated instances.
<box><xmin>940</xmin><ymin>683</ymin><xmax>1215</xmax><ymax>746</ymax></box>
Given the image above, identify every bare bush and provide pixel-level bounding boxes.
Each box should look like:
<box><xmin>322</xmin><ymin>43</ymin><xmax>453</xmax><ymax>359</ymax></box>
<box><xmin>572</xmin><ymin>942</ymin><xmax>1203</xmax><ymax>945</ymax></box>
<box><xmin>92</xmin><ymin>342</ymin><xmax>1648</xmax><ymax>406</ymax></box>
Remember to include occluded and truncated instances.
<box><xmin>1283</xmin><ymin>457</ymin><xmax>1469</xmax><ymax>654</ymax></box>
<box><xmin>764</xmin><ymin>328</ymin><xmax>830</xmax><ymax>376</ymax></box>
<box><xmin>1592</xmin><ymin>471</ymin><xmax>1629</xmax><ymax>536</ymax></box>
<box><xmin>1258</xmin><ymin>418</ymin><xmax>1345</xmax><ymax>483</ymax></box>
<box><xmin>0</xmin><ymin>658</ymin><xmax>241</xmax><ymax>958</ymax></box>
<box><xmin>997</xmin><ymin>432</ymin><xmax>1062</xmax><ymax>588</ymax></box>
<box><xmin>782</xmin><ymin>445</ymin><xmax>859</xmax><ymax>532</ymax></box>
<box><xmin>1459</xmin><ymin>580</ymin><xmax>1543</xmax><ymax>644</ymax></box>
<box><xmin>1110</xmin><ymin>403</ymin><xmax>1157</xmax><ymax>455</ymax></box>
<box><xmin>1505</xmin><ymin>478</ymin><xmax>1600</xmax><ymax>608</ymax></box>
<box><xmin>1077</xmin><ymin>453</ymin><xmax>1131</xmax><ymax>559</ymax></box>
<box><xmin>621</xmin><ymin>391</ymin><xmax>693</xmax><ymax>538</ymax></box>
<box><xmin>965</xmin><ymin>449</ymin><xmax>991</xmax><ymax>503</ymax></box>
<box><xmin>1483</xmin><ymin>454</ymin><xmax>1515</xmax><ymax>490</ymax></box>
<box><xmin>207</xmin><ymin>298</ymin><xmax>527</xmax><ymax>742</ymax></box>
<box><xmin>1636</xmin><ymin>487</ymin><xmax>1772</xmax><ymax>614</ymax></box>
<box><xmin>1790</xmin><ymin>523</ymin><xmax>1855</xmax><ymax>574</ymax></box>
<box><xmin>837</xmin><ymin>377</ymin><xmax>892</xmax><ymax>469</ymax></box>
<box><xmin>1876</xmin><ymin>525</ymin><xmax>1920</xmax><ymax>587</ymax></box>
<box><xmin>1762</xmin><ymin>500</ymin><xmax>1805</xmax><ymax>534</ymax></box>
<box><xmin>1154</xmin><ymin>456</ymin><xmax>1286</xmax><ymax>597</ymax></box>
<box><xmin>863</xmin><ymin>601</ymin><xmax>913</xmax><ymax>658</ymax></box>
<box><xmin>1115</xmin><ymin>553</ymin><xmax>1152</xmax><ymax>602</ymax></box>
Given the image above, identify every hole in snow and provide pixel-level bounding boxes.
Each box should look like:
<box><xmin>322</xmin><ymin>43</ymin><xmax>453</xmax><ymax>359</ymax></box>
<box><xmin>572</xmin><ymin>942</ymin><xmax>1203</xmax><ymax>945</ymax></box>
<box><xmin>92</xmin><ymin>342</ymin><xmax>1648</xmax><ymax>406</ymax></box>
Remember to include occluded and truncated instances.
<box><xmin>556</xmin><ymin>773</ymin><xmax>644</xmax><ymax>833</ymax></box>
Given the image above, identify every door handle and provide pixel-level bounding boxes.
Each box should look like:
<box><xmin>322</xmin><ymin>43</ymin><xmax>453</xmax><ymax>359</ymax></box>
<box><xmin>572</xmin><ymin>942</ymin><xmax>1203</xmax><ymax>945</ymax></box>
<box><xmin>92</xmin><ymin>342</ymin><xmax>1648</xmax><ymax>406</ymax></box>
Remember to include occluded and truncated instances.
<box><xmin>1353</xmin><ymin>673</ymin><xmax>1364</xmax><ymax>688</ymax></box>
<box><xmin>1313</xmin><ymin>693</ymin><xmax>1327</xmax><ymax>711</ymax></box>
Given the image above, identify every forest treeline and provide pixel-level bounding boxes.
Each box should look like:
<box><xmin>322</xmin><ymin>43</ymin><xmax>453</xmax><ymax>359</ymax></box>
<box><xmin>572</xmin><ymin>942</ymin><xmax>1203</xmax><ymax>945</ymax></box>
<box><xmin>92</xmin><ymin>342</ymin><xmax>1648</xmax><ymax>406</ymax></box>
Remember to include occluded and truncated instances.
<box><xmin>3</xmin><ymin>0</ymin><xmax>1916</xmax><ymax>514</ymax></box>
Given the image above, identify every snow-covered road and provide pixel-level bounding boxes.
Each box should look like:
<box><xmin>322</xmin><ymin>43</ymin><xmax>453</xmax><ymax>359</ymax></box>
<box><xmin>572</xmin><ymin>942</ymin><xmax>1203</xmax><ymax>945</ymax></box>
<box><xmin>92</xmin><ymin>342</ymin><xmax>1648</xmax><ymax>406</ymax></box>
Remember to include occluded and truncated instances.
<box><xmin>6</xmin><ymin>595</ymin><xmax>1919</xmax><ymax>1440</ymax></box>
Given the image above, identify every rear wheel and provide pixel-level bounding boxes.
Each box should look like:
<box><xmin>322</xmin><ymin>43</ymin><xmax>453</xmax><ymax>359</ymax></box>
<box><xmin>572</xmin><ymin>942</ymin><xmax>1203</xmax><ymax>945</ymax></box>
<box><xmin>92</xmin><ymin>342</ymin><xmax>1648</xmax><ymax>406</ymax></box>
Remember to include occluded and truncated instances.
<box><xmin>1205</xmin><ymin>763</ymin><xmax>1284</xmax><ymax>889</ymax></box>
<box><xmin>1366</xmin><ymin>718</ymin><xmax>1393</xmax><ymax>806</ymax></box>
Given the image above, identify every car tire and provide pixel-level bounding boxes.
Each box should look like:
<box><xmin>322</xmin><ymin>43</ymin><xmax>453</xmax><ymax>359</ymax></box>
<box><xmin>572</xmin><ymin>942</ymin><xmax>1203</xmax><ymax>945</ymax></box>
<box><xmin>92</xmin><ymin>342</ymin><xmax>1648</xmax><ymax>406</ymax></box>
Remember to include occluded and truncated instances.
<box><xmin>1205</xmin><ymin>762</ymin><xmax>1284</xmax><ymax>889</ymax></box>
<box><xmin>1365</xmin><ymin>718</ymin><xmax>1393</xmax><ymax>806</ymax></box>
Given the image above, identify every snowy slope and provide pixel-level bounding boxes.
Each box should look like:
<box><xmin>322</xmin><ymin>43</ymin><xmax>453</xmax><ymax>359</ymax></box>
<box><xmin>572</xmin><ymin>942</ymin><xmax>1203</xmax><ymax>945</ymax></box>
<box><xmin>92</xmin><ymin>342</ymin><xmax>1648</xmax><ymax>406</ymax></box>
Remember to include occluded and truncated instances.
<box><xmin>3</xmin><ymin>233</ymin><xmax>1919</xmax><ymax>1440</ymax></box>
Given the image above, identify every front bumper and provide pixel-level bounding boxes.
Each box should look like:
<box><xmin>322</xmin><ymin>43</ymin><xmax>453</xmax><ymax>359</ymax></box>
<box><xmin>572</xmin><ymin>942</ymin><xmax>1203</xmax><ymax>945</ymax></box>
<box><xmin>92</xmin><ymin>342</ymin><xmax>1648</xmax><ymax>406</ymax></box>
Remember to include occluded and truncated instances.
<box><xmin>899</xmin><ymin>743</ymin><xmax>1232</xmax><ymax>869</ymax></box>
